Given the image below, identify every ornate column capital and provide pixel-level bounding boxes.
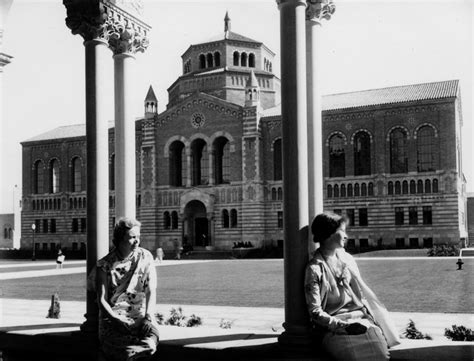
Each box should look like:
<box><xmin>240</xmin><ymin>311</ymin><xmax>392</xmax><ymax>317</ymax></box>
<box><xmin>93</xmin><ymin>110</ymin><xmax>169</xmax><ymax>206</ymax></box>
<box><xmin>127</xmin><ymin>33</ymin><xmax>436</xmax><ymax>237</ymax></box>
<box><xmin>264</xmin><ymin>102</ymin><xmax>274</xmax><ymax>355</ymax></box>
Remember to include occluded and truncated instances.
<box><xmin>63</xmin><ymin>0</ymin><xmax>110</xmax><ymax>42</ymax></box>
<box><xmin>276</xmin><ymin>0</ymin><xmax>308</xmax><ymax>8</ymax></box>
<box><xmin>306</xmin><ymin>0</ymin><xmax>336</xmax><ymax>24</ymax></box>
<box><xmin>105</xmin><ymin>2</ymin><xmax>150</xmax><ymax>56</ymax></box>
<box><xmin>63</xmin><ymin>0</ymin><xmax>150</xmax><ymax>54</ymax></box>
<box><xmin>0</xmin><ymin>52</ymin><xmax>13</xmax><ymax>69</ymax></box>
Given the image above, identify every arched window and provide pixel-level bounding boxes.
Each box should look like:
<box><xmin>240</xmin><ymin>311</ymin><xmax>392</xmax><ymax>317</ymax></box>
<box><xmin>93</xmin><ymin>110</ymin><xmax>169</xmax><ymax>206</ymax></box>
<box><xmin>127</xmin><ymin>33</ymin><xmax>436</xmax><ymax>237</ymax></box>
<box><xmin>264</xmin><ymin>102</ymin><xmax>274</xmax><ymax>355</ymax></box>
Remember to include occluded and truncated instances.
<box><xmin>34</xmin><ymin>160</ymin><xmax>44</xmax><ymax>194</ymax></box>
<box><xmin>163</xmin><ymin>212</ymin><xmax>171</xmax><ymax>230</ymax></box>
<box><xmin>222</xmin><ymin>209</ymin><xmax>229</xmax><ymax>228</ymax></box>
<box><xmin>433</xmin><ymin>179</ymin><xmax>439</xmax><ymax>193</ymax></box>
<box><xmin>271</xmin><ymin>188</ymin><xmax>277</xmax><ymax>200</ymax></box>
<box><xmin>273</xmin><ymin>139</ymin><xmax>282</xmax><ymax>181</ymax></box>
<box><xmin>340</xmin><ymin>184</ymin><xmax>346</xmax><ymax>197</ymax></box>
<box><xmin>390</xmin><ymin>128</ymin><xmax>408</xmax><ymax>173</ymax></box>
<box><xmin>206</xmin><ymin>53</ymin><xmax>213</xmax><ymax>68</ymax></box>
<box><xmin>395</xmin><ymin>181</ymin><xmax>401</xmax><ymax>195</ymax></box>
<box><xmin>230</xmin><ymin>209</ymin><xmax>238</xmax><ymax>227</ymax></box>
<box><xmin>241</xmin><ymin>52</ymin><xmax>247</xmax><ymax>67</ymax></box>
<box><xmin>417</xmin><ymin>126</ymin><xmax>436</xmax><ymax>172</ymax></box>
<box><xmin>169</xmin><ymin>141</ymin><xmax>185</xmax><ymax>186</ymax></box>
<box><xmin>327</xmin><ymin>184</ymin><xmax>333</xmax><ymax>198</ymax></box>
<box><xmin>71</xmin><ymin>157</ymin><xmax>82</xmax><ymax>192</ymax></box>
<box><xmin>417</xmin><ymin>180</ymin><xmax>424</xmax><ymax>193</ymax></box>
<box><xmin>347</xmin><ymin>184</ymin><xmax>353</xmax><ymax>197</ymax></box>
<box><xmin>214</xmin><ymin>52</ymin><xmax>220</xmax><ymax>67</ymax></box>
<box><xmin>425</xmin><ymin>179</ymin><xmax>431</xmax><ymax>193</ymax></box>
<box><xmin>354</xmin><ymin>132</ymin><xmax>371</xmax><ymax>176</ymax></box>
<box><xmin>368</xmin><ymin>182</ymin><xmax>374</xmax><ymax>196</ymax></box>
<box><xmin>329</xmin><ymin>134</ymin><xmax>345</xmax><ymax>177</ymax></box>
<box><xmin>50</xmin><ymin>159</ymin><xmax>60</xmax><ymax>193</ymax></box>
<box><xmin>334</xmin><ymin>184</ymin><xmax>339</xmax><ymax>198</ymax></box>
<box><xmin>249</xmin><ymin>53</ymin><xmax>255</xmax><ymax>67</ymax></box>
<box><xmin>191</xmin><ymin>139</ymin><xmax>208</xmax><ymax>186</ymax></box>
<box><xmin>354</xmin><ymin>183</ymin><xmax>360</xmax><ymax>196</ymax></box>
<box><xmin>361</xmin><ymin>183</ymin><xmax>367</xmax><ymax>196</ymax></box>
<box><xmin>214</xmin><ymin>137</ymin><xmax>230</xmax><ymax>184</ymax></box>
<box><xmin>402</xmin><ymin>180</ymin><xmax>408</xmax><ymax>194</ymax></box>
<box><xmin>277</xmin><ymin>187</ymin><xmax>283</xmax><ymax>200</ymax></box>
<box><xmin>171</xmin><ymin>211</ymin><xmax>178</xmax><ymax>229</ymax></box>
<box><xmin>410</xmin><ymin>180</ymin><xmax>416</xmax><ymax>194</ymax></box>
<box><xmin>3</xmin><ymin>228</ymin><xmax>7</xmax><ymax>239</ymax></box>
<box><xmin>233</xmin><ymin>51</ymin><xmax>239</xmax><ymax>66</ymax></box>
<box><xmin>8</xmin><ymin>228</ymin><xmax>12</xmax><ymax>239</ymax></box>
<box><xmin>110</xmin><ymin>154</ymin><xmax>115</xmax><ymax>191</ymax></box>
<box><xmin>199</xmin><ymin>54</ymin><xmax>206</xmax><ymax>69</ymax></box>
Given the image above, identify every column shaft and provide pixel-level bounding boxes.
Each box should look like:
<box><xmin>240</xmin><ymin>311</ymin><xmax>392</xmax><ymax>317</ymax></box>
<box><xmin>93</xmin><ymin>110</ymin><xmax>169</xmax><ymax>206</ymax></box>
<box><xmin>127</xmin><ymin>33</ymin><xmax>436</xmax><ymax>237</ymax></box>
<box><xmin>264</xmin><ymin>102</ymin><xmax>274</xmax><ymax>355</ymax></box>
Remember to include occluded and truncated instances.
<box><xmin>82</xmin><ymin>39</ymin><xmax>110</xmax><ymax>333</ymax></box>
<box><xmin>208</xmin><ymin>150</ymin><xmax>215</xmax><ymax>185</ymax></box>
<box><xmin>114</xmin><ymin>53</ymin><xmax>136</xmax><ymax>219</ymax></box>
<box><xmin>306</xmin><ymin>20</ymin><xmax>324</xmax><ymax>253</ymax></box>
<box><xmin>278</xmin><ymin>0</ymin><xmax>311</xmax><ymax>345</ymax></box>
<box><xmin>186</xmin><ymin>150</ymin><xmax>192</xmax><ymax>187</ymax></box>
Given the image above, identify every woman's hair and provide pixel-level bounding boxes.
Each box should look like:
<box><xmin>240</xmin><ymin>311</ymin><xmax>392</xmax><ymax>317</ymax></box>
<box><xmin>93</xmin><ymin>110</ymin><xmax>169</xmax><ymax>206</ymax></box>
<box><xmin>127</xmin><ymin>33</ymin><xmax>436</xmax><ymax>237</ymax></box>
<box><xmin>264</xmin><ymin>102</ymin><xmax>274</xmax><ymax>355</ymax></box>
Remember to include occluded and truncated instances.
<box><xmin>311</xmin><ymin>212</ymin><xmax>348</xmax><ymax>243</ymax></box>
<box><xmin>112</xmin><ymin>217</ymin><xmax>141</xmax><ymax>248</ymax></box>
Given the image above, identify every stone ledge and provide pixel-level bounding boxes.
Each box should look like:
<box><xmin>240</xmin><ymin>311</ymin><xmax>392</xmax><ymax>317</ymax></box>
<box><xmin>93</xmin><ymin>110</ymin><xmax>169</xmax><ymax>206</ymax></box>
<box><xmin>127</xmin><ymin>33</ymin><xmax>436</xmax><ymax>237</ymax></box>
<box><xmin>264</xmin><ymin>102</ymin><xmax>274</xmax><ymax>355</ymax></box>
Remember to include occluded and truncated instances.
<box><xmin>0</xmin><ymin>325</ymin><xmax>473</xmax><ymax>361</ymax></box>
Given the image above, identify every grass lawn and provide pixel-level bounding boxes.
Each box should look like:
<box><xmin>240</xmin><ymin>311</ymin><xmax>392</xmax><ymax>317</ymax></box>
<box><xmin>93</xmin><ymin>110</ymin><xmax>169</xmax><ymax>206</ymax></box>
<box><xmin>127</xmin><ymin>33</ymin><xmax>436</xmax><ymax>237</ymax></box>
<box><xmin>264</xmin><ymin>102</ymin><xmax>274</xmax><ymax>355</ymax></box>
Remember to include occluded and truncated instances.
<box><xmin>0</xmin><ymin>258</ymin><xmax>471</xmax><ymax>313</ymax></box>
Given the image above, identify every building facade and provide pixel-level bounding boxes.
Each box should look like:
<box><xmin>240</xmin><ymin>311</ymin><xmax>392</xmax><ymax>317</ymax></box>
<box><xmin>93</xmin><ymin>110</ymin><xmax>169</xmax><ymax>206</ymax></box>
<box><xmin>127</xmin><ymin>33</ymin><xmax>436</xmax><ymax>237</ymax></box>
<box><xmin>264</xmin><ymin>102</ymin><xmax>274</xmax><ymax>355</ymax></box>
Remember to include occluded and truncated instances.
<box><xmin>20</xmin><ymin>18</ymin><xmax>467</xmax><ymax>252</ymax></box>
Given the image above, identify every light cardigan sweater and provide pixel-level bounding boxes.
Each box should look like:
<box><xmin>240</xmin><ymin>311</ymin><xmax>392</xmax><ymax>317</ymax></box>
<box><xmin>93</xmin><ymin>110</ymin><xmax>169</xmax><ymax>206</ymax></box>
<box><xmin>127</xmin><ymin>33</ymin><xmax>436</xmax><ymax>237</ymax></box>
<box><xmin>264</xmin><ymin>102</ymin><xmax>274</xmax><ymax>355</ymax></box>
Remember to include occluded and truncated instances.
<box><xmin>304</xmin><ymin>248</ymin><xmax>364</xmax><ymax>333</ymax></box>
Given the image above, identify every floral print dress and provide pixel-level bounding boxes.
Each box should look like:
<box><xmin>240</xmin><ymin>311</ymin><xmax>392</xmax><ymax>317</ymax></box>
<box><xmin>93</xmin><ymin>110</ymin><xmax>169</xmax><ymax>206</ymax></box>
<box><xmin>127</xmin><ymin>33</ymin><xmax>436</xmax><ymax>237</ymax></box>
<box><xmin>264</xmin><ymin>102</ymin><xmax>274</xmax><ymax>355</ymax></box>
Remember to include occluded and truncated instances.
<box><xmin>97</xmin><ymin>247</ymin><xmax>158</xmax><ymax>361</ymax></box>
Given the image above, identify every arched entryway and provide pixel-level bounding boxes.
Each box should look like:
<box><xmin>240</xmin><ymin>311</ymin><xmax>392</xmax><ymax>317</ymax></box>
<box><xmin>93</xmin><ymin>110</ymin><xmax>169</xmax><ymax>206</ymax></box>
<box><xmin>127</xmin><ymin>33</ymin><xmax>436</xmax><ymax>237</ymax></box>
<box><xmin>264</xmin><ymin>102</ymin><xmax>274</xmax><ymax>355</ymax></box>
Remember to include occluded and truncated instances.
<box><xmin>183</xmin><ymin>200</ymin><xmax>210</xmax><ymax>247</ymax></box>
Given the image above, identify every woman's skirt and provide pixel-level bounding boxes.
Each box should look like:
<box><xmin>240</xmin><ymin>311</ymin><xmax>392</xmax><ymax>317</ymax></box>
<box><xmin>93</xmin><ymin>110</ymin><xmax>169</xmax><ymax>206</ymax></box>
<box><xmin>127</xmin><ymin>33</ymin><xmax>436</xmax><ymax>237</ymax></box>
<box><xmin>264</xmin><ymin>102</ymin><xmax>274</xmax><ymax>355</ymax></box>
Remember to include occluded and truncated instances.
<box><xmin>322</xmin><ymin>314</ymin><xmax>390</xmax><ymax>361</ymax></box>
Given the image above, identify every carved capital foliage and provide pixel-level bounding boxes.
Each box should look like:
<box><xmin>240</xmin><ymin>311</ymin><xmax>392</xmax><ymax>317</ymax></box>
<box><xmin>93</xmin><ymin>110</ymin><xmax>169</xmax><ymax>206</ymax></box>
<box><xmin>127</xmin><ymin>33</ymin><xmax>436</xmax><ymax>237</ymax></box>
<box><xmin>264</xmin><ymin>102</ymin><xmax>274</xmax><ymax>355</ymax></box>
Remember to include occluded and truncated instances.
<box><xmin>63</xmin><ymin>0</ymin><xmax>110</xmax><ymax>42</ymax></box>
<box><xmin>63</xmin><ymin>0</ymin><xmax>150</xmax><ymax>54</ymax></box>
<box><xmin>105</xmin><ymin>2</ymin><xmax>150</xmax><ymax>55</ymax></box>
<box><xmin>306</xmin><ymin>0</ymin><xmax>336</xmax><ymax>23</ymax></box>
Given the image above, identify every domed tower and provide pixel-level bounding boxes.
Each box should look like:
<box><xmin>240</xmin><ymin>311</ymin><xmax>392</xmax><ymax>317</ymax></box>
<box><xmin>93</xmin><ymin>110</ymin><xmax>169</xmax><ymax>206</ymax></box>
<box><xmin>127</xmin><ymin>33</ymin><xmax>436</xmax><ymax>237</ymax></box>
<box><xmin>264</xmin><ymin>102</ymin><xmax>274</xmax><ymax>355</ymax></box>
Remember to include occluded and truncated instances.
<box><xmin>166</xmin><ymin>12</ymin><xmax>280</xmax><ymax>110</ymax></box>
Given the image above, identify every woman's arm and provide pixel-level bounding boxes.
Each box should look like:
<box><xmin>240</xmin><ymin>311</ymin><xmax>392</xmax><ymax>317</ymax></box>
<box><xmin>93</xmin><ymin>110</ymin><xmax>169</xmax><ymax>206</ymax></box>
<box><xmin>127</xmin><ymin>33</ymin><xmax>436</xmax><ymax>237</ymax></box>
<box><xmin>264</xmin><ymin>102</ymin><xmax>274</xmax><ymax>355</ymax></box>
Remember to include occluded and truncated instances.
<box><xmin>96</xmin><ymin>267</ymin><xmax>126</xmax><ymax>323</ymax></box>
<box><xmin>304</xmin><ymin>264</ymin><xmax>349</xmax><ymax>333</ymax></box>
<box><xmin>144</xmin><ymin>259</ymin><xmax>157</xmax><ymax>317</ymax></box>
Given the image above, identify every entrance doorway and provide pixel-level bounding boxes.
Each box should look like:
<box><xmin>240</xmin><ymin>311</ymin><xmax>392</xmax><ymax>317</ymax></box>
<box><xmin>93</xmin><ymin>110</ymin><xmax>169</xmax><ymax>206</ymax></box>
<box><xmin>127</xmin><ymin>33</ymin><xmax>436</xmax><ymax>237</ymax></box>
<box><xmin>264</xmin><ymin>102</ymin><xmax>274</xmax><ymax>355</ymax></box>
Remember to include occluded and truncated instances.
<box><xmin>194</xmin><ymin>218</ymin><xmax>209</xmax><ymax>247</ymax></box>
<box><xmin>183</xmin><ymin>199</ymin><xmax>210</xmax><ymax>247</ymax></box>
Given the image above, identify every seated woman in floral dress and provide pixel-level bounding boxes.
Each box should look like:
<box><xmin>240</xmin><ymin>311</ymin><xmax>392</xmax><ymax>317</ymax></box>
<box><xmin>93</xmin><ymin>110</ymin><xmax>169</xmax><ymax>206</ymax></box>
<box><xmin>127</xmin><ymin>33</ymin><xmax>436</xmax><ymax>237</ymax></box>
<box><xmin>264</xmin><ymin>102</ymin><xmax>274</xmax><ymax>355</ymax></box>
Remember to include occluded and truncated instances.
<box><xmin>97</xmin><ymin>217</ymin><xmax>159</xmax><ymax>361</ymax></box>
<box><xmin>305</xmin><ymin>212</ymin><xmax>392</xmax><ymax>361</ymax></box>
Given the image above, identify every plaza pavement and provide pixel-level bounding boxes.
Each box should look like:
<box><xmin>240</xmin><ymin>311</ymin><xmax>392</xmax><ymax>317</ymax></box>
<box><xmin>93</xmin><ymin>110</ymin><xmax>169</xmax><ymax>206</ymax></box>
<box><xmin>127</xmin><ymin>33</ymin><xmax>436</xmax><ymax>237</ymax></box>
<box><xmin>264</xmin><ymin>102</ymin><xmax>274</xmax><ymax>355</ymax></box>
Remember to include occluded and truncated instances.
<box><xmin>0</xmin><ymin>259</ymin><xmax>473</xmax><ymax>360</ymax></box>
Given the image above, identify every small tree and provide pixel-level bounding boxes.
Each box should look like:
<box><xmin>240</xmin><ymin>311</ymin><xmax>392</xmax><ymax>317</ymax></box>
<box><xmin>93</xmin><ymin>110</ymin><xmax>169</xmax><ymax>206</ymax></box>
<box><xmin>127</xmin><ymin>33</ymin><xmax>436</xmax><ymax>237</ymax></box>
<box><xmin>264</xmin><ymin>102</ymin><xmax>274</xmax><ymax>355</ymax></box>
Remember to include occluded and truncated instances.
<box><xmin>403</xmin><ymin>319</ymin><xmax>432</xmax><ymax>340</ymax></box>
<box><xmin>444</xmin><ymin>325</ymin><xmax>473</xmax><ymax>341</ymax></box>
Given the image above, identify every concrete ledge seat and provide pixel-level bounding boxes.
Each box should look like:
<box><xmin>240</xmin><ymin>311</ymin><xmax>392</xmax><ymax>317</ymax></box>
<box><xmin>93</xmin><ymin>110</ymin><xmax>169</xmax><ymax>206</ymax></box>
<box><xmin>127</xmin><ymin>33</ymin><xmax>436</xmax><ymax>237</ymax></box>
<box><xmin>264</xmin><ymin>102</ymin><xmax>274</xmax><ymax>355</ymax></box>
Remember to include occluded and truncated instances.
<box><xmin>1</xmin><ymin>324</ymin><xmax>473</xmax><ymax>361</ymax></box>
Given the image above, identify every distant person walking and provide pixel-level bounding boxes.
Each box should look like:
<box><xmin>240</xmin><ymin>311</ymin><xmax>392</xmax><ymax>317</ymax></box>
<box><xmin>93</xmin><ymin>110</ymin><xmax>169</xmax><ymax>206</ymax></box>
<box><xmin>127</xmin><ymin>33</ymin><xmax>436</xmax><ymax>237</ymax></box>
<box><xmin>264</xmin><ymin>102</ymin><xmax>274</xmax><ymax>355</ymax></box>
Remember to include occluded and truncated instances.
<box><xmin>56</xmin><ymin>250</ymin><xmax>65</xmax><ymax>269</ymax></box>
<box><xmin>156</xmin><ymin>247</ymin><xmax>164</xmax><ymax>263</ymax></box>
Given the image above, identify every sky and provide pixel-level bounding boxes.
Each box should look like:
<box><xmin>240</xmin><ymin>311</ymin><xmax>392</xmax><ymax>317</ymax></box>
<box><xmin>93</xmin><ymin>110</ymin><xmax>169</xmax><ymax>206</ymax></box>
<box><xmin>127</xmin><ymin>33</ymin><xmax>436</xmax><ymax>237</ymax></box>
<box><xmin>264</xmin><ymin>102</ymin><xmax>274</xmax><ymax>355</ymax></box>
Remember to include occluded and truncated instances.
<box><xmin>0</xmin><ymin>0</ymin><xmax>472</xmax><ymax>213</ymax></box>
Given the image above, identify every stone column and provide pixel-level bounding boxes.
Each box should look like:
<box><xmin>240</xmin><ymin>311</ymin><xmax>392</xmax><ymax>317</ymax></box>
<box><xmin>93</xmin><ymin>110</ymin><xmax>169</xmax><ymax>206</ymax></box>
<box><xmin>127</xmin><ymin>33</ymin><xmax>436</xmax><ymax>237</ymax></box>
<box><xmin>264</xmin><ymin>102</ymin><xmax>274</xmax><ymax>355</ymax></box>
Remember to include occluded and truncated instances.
<box><xmin>276</xmin><ymin>0</ymin><xmax>311</xmax><ymax>345</ymax></box>
<box><xmin>208</xmin><ymin>149</ymin><xmax>215</xmax><ymax>185</ymax></box>
<box><xmin>63</xmin><ymin>0</ymin><xmax>112</xmax><ymax>333</ymax></box>
<box><xmin>306</xmin><ymin>0</ymin><xmax>335</xmax><ymax>253</ymax></box>
<box><xmin>0</xmin><ymin>0</ymin><xmax>13</xmax><ymax>210</ymax></box>
<box><xmin>108</xmin><ymin>7</ymin><xmax>150</xmax><ymax>220</ymax></box>
<box><xmin>186</xmin><ymin>148</ymin><xmax>192</xmax><ymax>187</ymax></box>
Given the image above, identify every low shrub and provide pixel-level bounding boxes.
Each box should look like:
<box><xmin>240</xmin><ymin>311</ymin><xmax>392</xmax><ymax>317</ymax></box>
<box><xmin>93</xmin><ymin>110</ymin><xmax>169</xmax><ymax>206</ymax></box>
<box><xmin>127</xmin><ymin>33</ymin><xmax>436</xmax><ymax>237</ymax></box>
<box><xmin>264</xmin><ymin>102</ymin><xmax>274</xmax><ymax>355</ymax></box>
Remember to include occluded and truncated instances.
<box><xmin>186</xmin><ymin>314</ymin><xmax>203</xmax><ymax>327</ymax></box>
<box><xmin>219</xmin><ymin>318</ymin><xmax>234</xmax><ymax>329</ymax></box>
<box><xmin>444</xmin><ymin>325</ymin><xmax>474</xmax><ymax>341</ymax></box>
<box><xmin>155</xmin><ymin>307</ymin><xmax>202</xmax><ymax>327</ymax></box>
<box><xmin>403</xmin><ymin>319</ymin><xmax>432</xmax><ymax>340</ymax></box>
<box><xmin>427</xmin><ymin>244</ymin><xmax>459</xmax><ymax>257</ymax></box>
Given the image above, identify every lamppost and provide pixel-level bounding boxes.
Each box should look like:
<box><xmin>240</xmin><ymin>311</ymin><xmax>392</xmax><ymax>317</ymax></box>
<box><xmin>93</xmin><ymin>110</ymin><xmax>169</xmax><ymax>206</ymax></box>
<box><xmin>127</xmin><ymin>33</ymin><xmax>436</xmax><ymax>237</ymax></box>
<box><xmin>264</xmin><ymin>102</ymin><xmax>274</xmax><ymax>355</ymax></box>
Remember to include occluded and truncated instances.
<box><xmin>31</xmin><ymin>223</ymin><xmax>36</xmax><ymax>261</ymax></box>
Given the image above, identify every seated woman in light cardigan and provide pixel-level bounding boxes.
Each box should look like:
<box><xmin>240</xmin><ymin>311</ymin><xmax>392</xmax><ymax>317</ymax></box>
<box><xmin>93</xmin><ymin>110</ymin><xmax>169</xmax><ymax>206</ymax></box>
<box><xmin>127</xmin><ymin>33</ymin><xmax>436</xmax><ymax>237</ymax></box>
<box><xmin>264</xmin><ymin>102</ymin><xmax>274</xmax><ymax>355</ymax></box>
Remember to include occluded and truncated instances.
<box><xmin>304</xmin><ymin>212</ymin><xmax>390</xmax><ymax>361</ymax></box>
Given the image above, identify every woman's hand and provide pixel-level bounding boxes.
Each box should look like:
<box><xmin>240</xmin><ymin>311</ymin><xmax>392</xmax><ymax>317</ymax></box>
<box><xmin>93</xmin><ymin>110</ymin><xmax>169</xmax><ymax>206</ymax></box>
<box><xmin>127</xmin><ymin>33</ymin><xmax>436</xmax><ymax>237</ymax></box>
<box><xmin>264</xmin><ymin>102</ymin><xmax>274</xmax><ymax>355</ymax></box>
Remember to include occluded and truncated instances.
<box><xmin>140</xmin><ymin>314</ymin><xmax>154</xmax><ymax>335</ymax></box>
<box><xmin>345</xmin><ymin>322</ymin><xmax>367</xmax><ymax>335</ymax></box>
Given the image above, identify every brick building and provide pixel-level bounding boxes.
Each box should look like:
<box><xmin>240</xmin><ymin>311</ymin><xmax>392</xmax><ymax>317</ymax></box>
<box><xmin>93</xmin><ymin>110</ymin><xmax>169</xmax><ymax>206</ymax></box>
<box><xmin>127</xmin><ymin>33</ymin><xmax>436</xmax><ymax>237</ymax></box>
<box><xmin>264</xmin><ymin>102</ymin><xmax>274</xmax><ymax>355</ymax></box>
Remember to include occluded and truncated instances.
<box><xmin>20</xmin><ymin>18</ymin><xmax>467</xmax><ymax>253</ymax></box>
